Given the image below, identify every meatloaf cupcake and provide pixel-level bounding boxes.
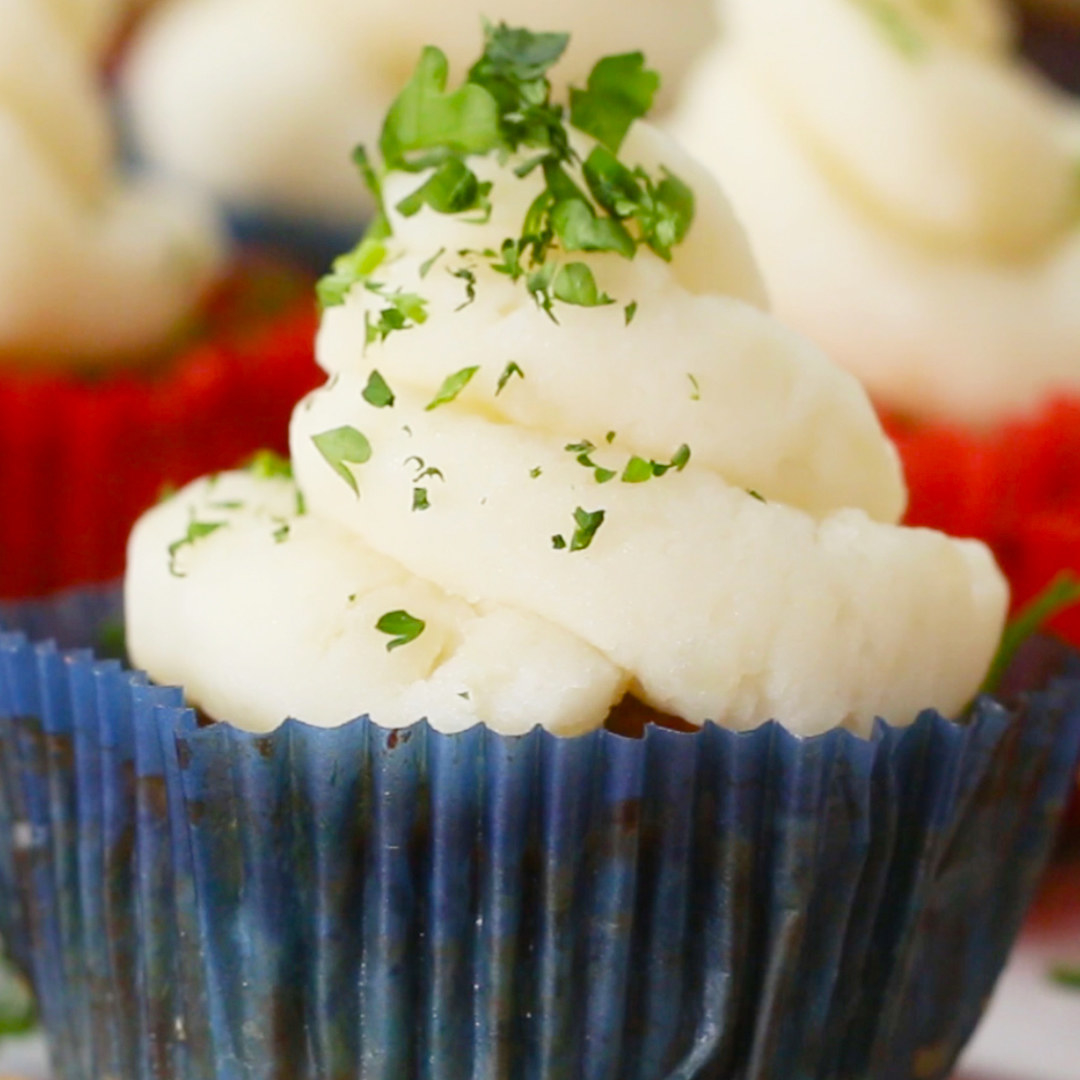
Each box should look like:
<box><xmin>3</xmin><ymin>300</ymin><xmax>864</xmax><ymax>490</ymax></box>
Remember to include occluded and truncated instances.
<box><xmin>2</xmin><ymin>23</ymin><xmax>1078</xmax><ymax>1080</ymax></box>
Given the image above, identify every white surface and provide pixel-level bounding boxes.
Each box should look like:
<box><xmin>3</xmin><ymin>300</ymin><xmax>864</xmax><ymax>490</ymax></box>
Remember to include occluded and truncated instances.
<box><xmin>956</xmin><ymin>868</ymin><xmax>1080</xmax><ymax>1080</ymax></box>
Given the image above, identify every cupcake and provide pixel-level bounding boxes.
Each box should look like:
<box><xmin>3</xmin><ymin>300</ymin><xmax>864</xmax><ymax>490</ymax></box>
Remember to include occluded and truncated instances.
<box><xmin>670</xmin><ymin>0</ymin><xmax>1080</xmax><ymax>642</ymax></box>
<box><xmin>0</xmin><ymin>0</ymin><xmax>323</xmax><ymax>598</ymax></box>
<box><xmin>2</xmin><ymin>23</ymin><xmax>1079</xmax><ymax>1080</ymax></box>
<box><xmin>118</xmin><ymin>0</ymin><xmax>719</xmax><ymax>266</ymax></box>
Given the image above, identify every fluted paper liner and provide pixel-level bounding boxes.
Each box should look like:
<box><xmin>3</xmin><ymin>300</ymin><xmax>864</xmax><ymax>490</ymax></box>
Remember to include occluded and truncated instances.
<box><xmin>1</xmin><ymin>593</ymin><xmax>1079</xmax><ymax>1080</ymax></box>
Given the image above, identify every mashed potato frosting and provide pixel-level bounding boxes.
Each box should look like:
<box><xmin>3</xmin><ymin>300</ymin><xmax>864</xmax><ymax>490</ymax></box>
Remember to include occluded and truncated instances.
<box><xmin>121</xmin><ymin>0</ymin><xmax>717</xmax><ymax>222</ymax></box>
<box><xmin>126</xmin><ymin>28</ymin><xmax>1008</xmax><ymax>738</ymax></box>
<box><xmin>671</xmin><ymin>0</ymin><xmax>1080</xmax><ymax>424</ymax></box>
<box><xmin>0</xmin><ymin>0</ymin><xmax>223</xmax><ymax>369</ymax></box>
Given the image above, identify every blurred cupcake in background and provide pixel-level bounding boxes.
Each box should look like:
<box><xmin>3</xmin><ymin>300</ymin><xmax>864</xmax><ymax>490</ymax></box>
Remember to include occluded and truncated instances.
<box><xmin>670</xmin><ymin>0</ymin><xmax>1080</xmax><ymax>643</ymax></box>
<box><xmin>3</xmin><ymin>24</ymin><xmax>1079</xmax><ymax>1079</ymax></box>
<box><xmin>0</xmin><ymin>0</ymin><xmax>322</xmax><ymax>599</ymax></box>
<box><xmin>117</xmin><ymin>0</ymin><xmax>718</xmax><ymax>267</ymax></box>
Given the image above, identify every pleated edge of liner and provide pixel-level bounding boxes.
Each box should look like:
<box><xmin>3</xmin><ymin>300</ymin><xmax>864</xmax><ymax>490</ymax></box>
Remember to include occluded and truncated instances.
<box><xmin>1</xmin><ymin>626</ymin><xmax>1063</xmax><ymax>757</ymax></box>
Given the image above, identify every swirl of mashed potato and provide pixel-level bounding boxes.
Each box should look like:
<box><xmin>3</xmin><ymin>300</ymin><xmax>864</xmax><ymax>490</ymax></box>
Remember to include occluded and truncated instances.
<box><xmin>670</xmin><ymin>0</ymin><xmax>1080</xmax><ymax>425</ymax></box>
<box><xmin>126</xmin><ymin>88</ymin><xmax>1007</xmax><ymax>739</ymax></box>
<box><xmin>120</xmin><ymin>0</ymin><xmax>717</xmax><ymax>223</ymax></box>
<box><xmin>0</xmin><ymin>0</ymin><xmax>223</xmax><ymax>370</ymax></box>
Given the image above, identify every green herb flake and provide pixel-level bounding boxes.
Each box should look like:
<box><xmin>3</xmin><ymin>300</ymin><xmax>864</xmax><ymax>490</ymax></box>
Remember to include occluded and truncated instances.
<box><xmin>363</xmin><ymin>285</ymin><xmax>429</xmax><ymax>349</ymax></box>
<box><xmin>362</xmin><ymin>369</ymin><xmax>396</xmax><ymax>408</ymax></box>
<box><xmin>426</xmin><ymin>365</ymin><xmax>480</xmax><ymax>410</ymax></box>
<box><xmin>688</xmin><ymin>373</ymin><xmax>701</xmax><ymax>401</ymax></box>
<box><xmin>496</xmin><ymin>361</ymin><xmax>525</xmax><ymax>395</ymax></box>
<box><xmin>412</xmin><ymin>487</ymin><xmax>431</xmax><ymax>512</ymax></box>
<box><xmin>530</xmin><ymin>466</ymin><xmax>543</xmax><ymax>478</ymax></box>
<box><xmin>375</xmin><ymin>609</ymin><xmax>426</xmax><ymax>651</ymax></box>
<box><xmin>552</xmin><ymin>534</ymin><xmax>567</xmax><ymax>550</ymax></box>
<box><xmin>396</xmin><ymin>158</ymin><xmax>492</xmax><ymax>220</ymax></box>
<box><xmin>317</xmin><ymin>234</ymin><xmax>388</xmax><ymax>310</ymax></box>
<box><xmin>450</xmin><ymin>266</ymin><xmax>478</xmax><ymax>309</ymax></box>
<box><xmin>167</xmin><ymin>517</ymin><xmax>227</xmax><ymax>577</ymax></box>
<box><xmin>569</xmin><ymin>52</ymin><xmax>660</xmax><ymax>153</ymax></box>
<box><xmin>982</xmin><ymin>572</ymin><xmax>1080</xmax><ymax>694</ymax></box>
<box><xmin>419</xmin><ymin>247</ymin><xmax>446</xmax><ymax>278</ymax></box>
<box><xmin>380</xmin><ymin>46</ymin><xmax>502</xmax><ymax>171</ymax></box>
<box><xmin>245</xmin><ymin>449</ymin><xmax>293</xmax><ymax>480</ymax></box>
<box><xmin>569</xmin><ymin>506</ymin><xmax>605</xmax><ymax>551</ymax></box>
<box><xmin>622</xmin><ymin>456</ymin><xmax>653</xmax><ymax>484</ymax></box>
<box><xmin>624</xmin><ymin>301</ymin><xmax>638</xmax><ymax>326</ymax></box>
<box><xmin>747</xmin><ymin>489</ymin><xmax>767</xmax><ymax>503</ymax></box>
<box><xmin>272</xmin><ymin>522</ymin><xmax>290</xmax><ymax>544</ymax></box>
<box><xmin>622</xmin><ymin>444</ymin><xmax>691</xmax><ymax>483</ymax></box>
<box><xmin>553</xmin><ymin>262</ymin><xmax>613</xmax><ymax>308</ymax></box>
<box><xmin>311</xmin><ymin>426</ymin><xmax>373</xmax><ymax>496</ymax></box>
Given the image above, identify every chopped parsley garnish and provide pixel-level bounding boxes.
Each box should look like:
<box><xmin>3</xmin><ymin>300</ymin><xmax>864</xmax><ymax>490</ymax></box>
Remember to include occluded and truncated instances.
<box><xmin>1050</xmin><ymin>965</ymin><xmax>1080</xmax><ymax>990</ymax></box>
<box><xmin>553</xmin><ymin>262</ymin><xmax>613</xmax><ymax>307</ymax></box>
<box><xmin>530</xmin><ymin>466</ymin><xmax>543</xmax><ymax>478</ymax></box>
<box><xmin>419</xmin><ymin>247</ymin><xmax>446</xmax><ymax>278</ymax></box>
<box><xmin>396</xmin><ymin>157</ymin><xmax>492</xmax><ymax>221</ymax></box>
<box><xmin>312</xmin><ymin>426</ymin><xmax>373</xmax><ymax>496</ymax></box>
<box><xmin>450</xmin><ymin>266</ymin><xmax>478</xmax><ymax>309</ymax></box>
<box><xmin>621</xmin><ymin>444</ymin><xmax>691</xmax><ymax>483</ymax></box>
<box><xmin>376</xmin><ymin>609</ymin><xmax>426</xmax><ymax>651</ymax></box>
<box><xmin>168</xmin><ymin>516</ymin><xmax>227</xmax><ymax>577</ymax></box>
<box><xmin>569</xmin><ymin>51</ymin><xmax>660</xmax><ymax>153</ymax></box>
<box><xmin>982</xmin><ymin>572</ymin><xmax>1080</xmax><ymax>694</ymax></box>
<box><xmin>317</xmin><ymin>228</ymin><xmax>389</xmax><ymax>310</ymax></box>
<box><xmin>362</xmin><ymin>369</ymin><xmax>396</xmax><ymax>408</ymax></box>
<box><xmin>272</xmin><ymin>522</ymin><xmax>290</xmax><ymax>543</ymax></box>
<box><xmin>565</xmin><ymin>439</ymin><xmax>615</xmax><ymax>483</ymax></box>
<box><xmin>426</xmin><ymin>365</ymin><xmax>479</xmax><ymax>410</ymax></box>
<box><xmin>496</xmin><ymin>361</ymin><xmax>525</xmax><ymax>394</ymax></box>
<box><xmin>334</xmin><ymin>22</ymin><xmax>694</xmax><ymax>327</ymax></box>
<box><xmin>605</xmin><ymin>431</ymin><xmax>616</xmax><ymax>443</ymax></box>
<box><xmin>412</xmin><ymin>487</ymin><xmax>431</xmax><ymax>511</ymax></box>
<box><xmin>688</xmin><ymin>373</ymin><xmax>701</xmax><ymax>401</ymax></box>
<box><xmin>747</xmin><ymin>489</ymin><xmax>767</xmax><ymax>503</ymax></box>
<box><xmin>553</xmin><ymin>506</ymin><xmax>606</xmax><ymax>551</ymax></box>
<box><xmin>363</xmin><ymin>284</ymin><xmax>428</xmax><ymax>349</ymax></box>
<box><xmin>624</xmin><ymin>301</ymin><xmax>637</xmax><ymax>326</ymax></box>
<box><xmin>245</xmin><ymin>449</ymin><xmax>293</xmax><ymax>480</ymax></box>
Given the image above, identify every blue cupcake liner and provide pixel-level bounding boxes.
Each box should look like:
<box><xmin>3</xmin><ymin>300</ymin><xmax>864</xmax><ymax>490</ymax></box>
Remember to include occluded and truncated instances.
<box><xmin>1</xmin><ymin>588</ymin><xmax>1079</xmax><ymax>1080</ymax></box>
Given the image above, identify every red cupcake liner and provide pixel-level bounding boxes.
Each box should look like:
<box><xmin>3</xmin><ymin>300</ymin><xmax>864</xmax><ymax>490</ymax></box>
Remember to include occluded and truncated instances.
<box><xmin>883</xmin><ymin>398</ymin><xmax>1080</xmax><ymax>829</ymax></box>
<box><xmin>883</xmin><ymin>397</ymin><xmax>1080</xmax><ymax>644</ymax></box>
<box><xmin>0</xmin><ymin>261</ymin><xmax>321</xmax><ymax>598</ymax></box>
